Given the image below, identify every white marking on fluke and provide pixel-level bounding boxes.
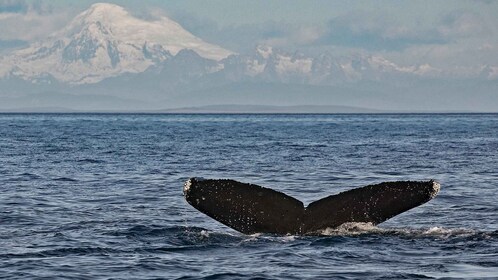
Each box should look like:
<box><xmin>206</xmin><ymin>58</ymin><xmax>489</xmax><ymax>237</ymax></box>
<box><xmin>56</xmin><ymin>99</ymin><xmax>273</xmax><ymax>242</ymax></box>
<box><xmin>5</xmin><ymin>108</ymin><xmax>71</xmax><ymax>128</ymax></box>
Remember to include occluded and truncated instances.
<box><xmin>429</xmin><ymin>180</ymin><xmax>441</xmax><ymax>199</ymax></box>
<box><xmin>183</xmin><ymin>179</ymin><xmax>193</xmax><ymax>194</ymax></box>
<box><xmin>183</xmin><ymin>177</ymin><xmax>205</xmax><ymax>195</ymax></box>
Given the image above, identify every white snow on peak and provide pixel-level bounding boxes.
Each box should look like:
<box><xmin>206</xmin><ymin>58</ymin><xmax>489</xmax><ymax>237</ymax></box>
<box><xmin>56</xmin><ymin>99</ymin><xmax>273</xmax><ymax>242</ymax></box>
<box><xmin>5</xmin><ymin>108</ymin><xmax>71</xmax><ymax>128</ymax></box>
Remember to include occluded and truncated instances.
<box><xmin>60</xmin><ymin>3</ymin><xmax>232</xmax><ymax>60</ymax></box>
<box><xmin>244</xmin><ymin>47</ymin><xmax>312</xmax><ymax>79</ymax></box>
<box><xmin>76</xmin><ymin>3</ymin><xmax>129</xmax><ymax>24</ymax></box>
<box><xmin>412</xmin><ymin>64</ymin><xmax>441</xmax><ymax>76</ymax></box>
<box><xmin>274</xmin><ymin>53</ymin><xmax>313</xmax><ymax>76</ymax></box>
<box><xmin>488</xmin><ymin>66</ymin><xmax>498</xmax><ymax>79</ymax></box>
<box><xmin>256</xmin><ymin>45</ymin><xmax>273</xmax><ymax>59</ymax></box>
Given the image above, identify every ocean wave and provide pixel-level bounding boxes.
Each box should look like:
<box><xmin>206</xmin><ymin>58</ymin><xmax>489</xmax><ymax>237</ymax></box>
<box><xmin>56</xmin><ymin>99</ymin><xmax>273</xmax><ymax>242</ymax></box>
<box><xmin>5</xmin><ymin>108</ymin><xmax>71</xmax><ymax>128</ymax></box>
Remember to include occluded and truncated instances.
<box><xmin>117</xmin><ymin>224</ymin><xmax>498</xmax><ymax>245</ymax></box>
<box><xmin>1</xmin><ymin>247</ymin><xmax>121</xmax><ymax>259</ymax></box>
<box><xmin>52</xmin><ymin>177</ymin><xmax>78</xmax><ymax>182</ymax></box>
<box><xmin>77</xmin><ymin>158</ymin><xmax>104</xmax><ymax>164</ymax></box>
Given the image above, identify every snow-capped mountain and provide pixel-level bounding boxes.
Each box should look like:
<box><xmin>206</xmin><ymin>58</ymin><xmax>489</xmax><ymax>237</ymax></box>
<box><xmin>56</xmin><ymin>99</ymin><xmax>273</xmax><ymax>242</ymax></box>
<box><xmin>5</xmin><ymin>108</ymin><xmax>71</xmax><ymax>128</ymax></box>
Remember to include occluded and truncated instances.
<box><xmin>0</xmin><ymin>1</ymin><xmax>496</xmax><ymax>112</ymax></box>
<box><xmin>218</xmin><ymin>45</ymin><xmax>442</xmax><ymax>85</ymax></box>
<box><xmin>0</xmin><ymin>3</ymin><xmax>233</xmax><ymax>84</ymax></box>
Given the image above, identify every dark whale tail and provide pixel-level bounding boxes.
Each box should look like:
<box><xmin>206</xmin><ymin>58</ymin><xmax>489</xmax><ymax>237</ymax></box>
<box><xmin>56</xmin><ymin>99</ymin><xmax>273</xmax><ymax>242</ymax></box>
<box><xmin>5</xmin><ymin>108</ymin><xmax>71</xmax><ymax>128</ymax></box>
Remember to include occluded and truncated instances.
<box><xmin>183</xmin><ymin>178</ymin><xmax>440</xmax><ymax>235</ymax></box>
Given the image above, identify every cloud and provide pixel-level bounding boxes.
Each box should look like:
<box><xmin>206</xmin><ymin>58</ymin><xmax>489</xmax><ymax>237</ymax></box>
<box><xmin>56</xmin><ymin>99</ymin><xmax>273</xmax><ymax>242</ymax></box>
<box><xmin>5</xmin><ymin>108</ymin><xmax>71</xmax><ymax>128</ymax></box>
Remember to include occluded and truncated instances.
<box><xmin>170</xmin><ymin>6</ymin><xmax>497</xmax><ymax>68</ymax></box>
<box><xmin>216</xmin><ymin>21</ymin><xmax>291</xmax><ymax>50</ymax></box>
<box><xmin>170</xmin><ymin>12</ymin><xmax>289</xmax><ymax>52</ymax></box>
<box><xmin>475</xmin><ymin>0</ymin><xmax>494</xmax><ymax>4</ymax></box>
<box><xmin>172</xmin><ymin>11</ymin><xmax>326</xmax><ymax>53</ymax></box>
<box><xmin>0</xmin><ymin>0</ymin><xmax>28</xmax><ymax>14</ymax></box>
<box><xmin>315</xmin><ymin>12</ymin><xmax>449</xmax><ymax>51</ymax></box>
<box><xmin>176</xmin><ymin>9</ymin><xmax>491</xmax><ymax>54</ymax></box>
<box><xmin>0</xmin><ymin>38</ymin><xmax>27</xmax><ymax>54</ymax></box>
<box><xmin>438</xmin><ymin>11</ymin><xmax>490</xmax><ymax>38</ymax></box>
<box><xmin>0</xmin><ymin>0</ymin><xmax>69</xmax><ymax>42</ymax></box>
<box><xmin>383</xmin><ymin>8</ymin><xmax>498</xmax><ymax>69</ymax></box>
<box><xmin>0</xmin><ymin>38</ymin><xmax>26</xmax><ymax>47</ymax></box>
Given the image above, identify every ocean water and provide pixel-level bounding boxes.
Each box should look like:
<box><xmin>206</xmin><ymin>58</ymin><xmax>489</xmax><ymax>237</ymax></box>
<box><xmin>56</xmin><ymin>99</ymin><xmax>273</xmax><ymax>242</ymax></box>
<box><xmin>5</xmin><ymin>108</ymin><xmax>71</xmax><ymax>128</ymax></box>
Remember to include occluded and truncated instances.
<box><xmin>0</xmin><ymin>113</ymin><xmax>497</xmax><ymax>279</ymax></box>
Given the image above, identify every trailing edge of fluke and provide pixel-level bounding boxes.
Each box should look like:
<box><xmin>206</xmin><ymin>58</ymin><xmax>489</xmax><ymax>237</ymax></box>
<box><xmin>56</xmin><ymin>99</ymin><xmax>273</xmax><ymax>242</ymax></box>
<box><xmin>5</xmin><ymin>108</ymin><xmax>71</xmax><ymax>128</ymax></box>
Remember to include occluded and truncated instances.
<box><xmin>183</xmin><ymin>178</ymin><xmax>440</xmax><ymax>235</ymax></box>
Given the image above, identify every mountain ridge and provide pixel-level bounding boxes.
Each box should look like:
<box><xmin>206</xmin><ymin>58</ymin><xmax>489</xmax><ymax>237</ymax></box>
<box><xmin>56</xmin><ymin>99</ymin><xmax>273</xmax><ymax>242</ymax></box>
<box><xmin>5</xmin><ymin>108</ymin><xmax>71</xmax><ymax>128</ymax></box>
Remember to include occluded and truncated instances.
<box><xmin>0</xmin><ymin>103</ymin><xmax>488</xmax><ymax>114</ymax></box>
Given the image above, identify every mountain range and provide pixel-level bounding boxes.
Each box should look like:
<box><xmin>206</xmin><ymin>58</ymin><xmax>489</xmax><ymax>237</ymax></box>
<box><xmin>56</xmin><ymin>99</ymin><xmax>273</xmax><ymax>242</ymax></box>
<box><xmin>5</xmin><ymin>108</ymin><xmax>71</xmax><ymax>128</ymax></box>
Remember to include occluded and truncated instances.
<box><xmin>0</xmin><ymin>3</ymin><xmax>497</xmax><ymax>112</ymax></box>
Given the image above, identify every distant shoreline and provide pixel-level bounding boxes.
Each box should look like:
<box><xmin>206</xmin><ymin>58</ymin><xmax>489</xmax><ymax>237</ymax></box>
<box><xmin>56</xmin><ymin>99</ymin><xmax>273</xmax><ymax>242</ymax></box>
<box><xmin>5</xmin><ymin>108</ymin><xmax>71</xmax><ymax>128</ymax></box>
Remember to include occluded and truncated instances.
<box><xmin>1</xmin><ymin>104</ymin><xmax>496</xmax><ymax>114</ymax></box>
<box><xmin>1</xmin><ymin>111</ymin><xmax>496</xmax><ymax>115</ymax></box>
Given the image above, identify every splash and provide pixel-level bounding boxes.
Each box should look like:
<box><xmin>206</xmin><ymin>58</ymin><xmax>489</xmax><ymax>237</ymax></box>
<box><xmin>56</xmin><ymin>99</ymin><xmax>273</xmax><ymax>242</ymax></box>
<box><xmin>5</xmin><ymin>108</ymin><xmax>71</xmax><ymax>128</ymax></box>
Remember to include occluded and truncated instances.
<box><xmin>319</xmin><ymin>222</ymin><xmax>382</xmax><ymax>236</ymax></box>
<box><xmin>422</xmin><ymin>226</ymin><xmax>477</xmax><ymax>237</ymax></box>
<box><xmin>316</xmin><ymin>223</ymin><xmax>487</xmax><ymax>239</ymax></box>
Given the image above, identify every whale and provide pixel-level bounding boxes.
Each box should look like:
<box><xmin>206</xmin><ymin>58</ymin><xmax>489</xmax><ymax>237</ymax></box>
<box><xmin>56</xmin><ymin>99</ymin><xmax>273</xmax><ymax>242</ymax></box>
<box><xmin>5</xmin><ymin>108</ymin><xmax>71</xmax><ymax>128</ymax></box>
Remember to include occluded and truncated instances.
<box><xmin>183</xmin><ymin>178</ymin><xmax>440</xmax><ymax>235</ymax></box>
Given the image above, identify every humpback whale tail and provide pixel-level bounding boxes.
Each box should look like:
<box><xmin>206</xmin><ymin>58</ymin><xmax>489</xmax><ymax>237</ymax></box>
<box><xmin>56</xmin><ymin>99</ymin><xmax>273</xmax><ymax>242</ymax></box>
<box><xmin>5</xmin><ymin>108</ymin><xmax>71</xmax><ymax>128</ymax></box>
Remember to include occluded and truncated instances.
<box><xmin>183</xmin><ymin>178</ymin><xmax>440</xmax><ymax>235</ymax></box>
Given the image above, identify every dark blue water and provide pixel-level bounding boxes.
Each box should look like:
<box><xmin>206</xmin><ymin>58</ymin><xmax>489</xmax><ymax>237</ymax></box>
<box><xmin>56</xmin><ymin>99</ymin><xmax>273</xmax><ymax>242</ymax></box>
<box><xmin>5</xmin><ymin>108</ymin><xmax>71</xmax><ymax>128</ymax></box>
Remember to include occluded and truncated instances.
<box><xmin>1</xmin><ymin>114</ymin><xmax>497</xmax><ymax>279</ymax></box>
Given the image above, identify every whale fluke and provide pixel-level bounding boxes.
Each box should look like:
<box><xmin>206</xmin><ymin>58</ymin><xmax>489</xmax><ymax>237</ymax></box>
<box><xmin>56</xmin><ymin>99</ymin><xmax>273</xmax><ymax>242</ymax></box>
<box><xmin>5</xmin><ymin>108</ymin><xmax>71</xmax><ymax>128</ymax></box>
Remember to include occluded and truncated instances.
<box><xmin>183</xmin><ymin>178</ymin><xmax>440</xmax><ymax>235</ymax></box>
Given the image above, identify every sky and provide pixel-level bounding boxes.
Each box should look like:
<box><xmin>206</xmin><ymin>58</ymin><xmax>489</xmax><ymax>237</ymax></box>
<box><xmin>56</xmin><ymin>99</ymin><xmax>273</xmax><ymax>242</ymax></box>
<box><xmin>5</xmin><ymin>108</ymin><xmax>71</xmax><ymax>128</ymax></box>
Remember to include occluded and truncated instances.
<box><xmin>1</xmin><ymin>0</ymin><xmax>498</xmax><ymax>69</ymax></box>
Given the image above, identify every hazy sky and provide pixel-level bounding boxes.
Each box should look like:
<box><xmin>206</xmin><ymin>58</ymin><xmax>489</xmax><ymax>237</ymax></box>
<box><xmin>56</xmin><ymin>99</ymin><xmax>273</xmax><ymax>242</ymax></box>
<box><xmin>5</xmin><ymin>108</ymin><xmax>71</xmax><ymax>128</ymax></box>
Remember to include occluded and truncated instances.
<box><xmin>1</xmin><ymin>0</ymin><xmax>498</xmax><ymax>69</ymax></box>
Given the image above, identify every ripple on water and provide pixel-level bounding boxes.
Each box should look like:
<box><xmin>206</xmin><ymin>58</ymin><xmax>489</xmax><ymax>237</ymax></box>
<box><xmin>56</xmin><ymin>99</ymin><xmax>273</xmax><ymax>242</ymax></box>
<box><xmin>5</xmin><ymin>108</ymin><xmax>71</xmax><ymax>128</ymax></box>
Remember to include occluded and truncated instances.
<box><xmin>1</xmin><ymin>114</ymin><xmax>498</xmax><ymax>279</ymax></box>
